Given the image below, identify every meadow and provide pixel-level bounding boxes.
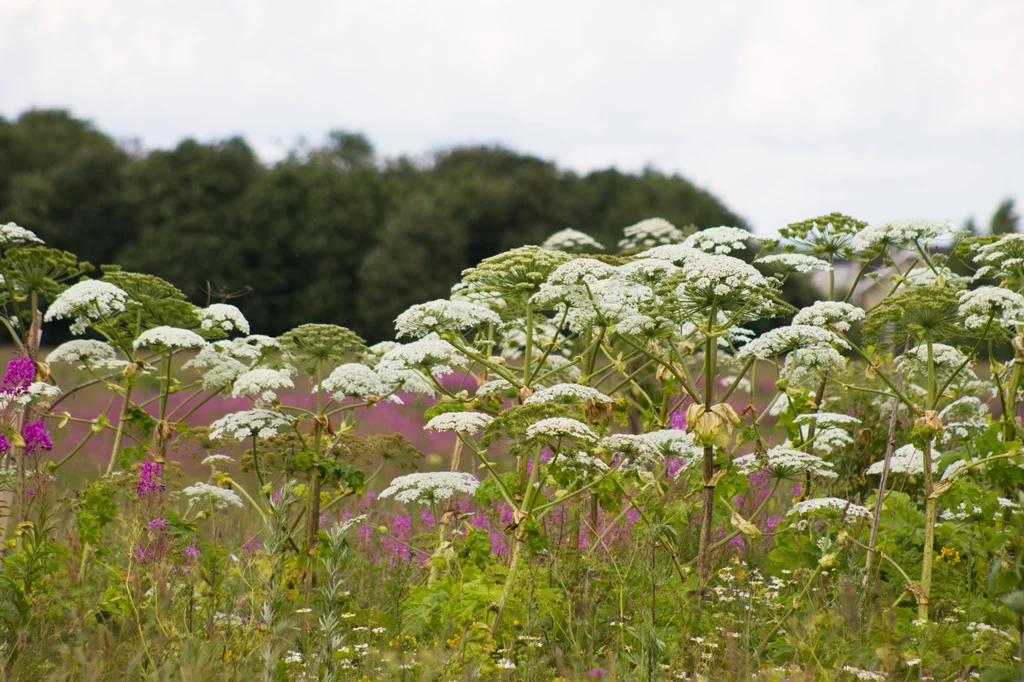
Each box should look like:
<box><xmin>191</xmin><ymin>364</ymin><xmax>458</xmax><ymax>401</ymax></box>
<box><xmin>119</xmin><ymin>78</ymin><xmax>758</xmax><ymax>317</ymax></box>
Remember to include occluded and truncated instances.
<box><xmin>0</xmin><ymin>216</ymin><xmax>1022</xmax><ymax>681</ymax></box>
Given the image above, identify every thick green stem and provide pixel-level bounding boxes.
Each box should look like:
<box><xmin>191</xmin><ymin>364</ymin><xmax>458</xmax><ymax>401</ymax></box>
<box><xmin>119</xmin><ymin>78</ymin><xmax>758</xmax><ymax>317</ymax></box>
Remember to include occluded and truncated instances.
<box><xmin>919</xmin><ymin>335</ymin><xmax>937</xmax><ymax>620</ymax></box>
<box><xmin>104</xmin><ymin>383</ymin><xmax>135</xmax><ymax>476</ymax></box>
<box><xmin>696</xmin><ymin>322</ymin><xmax>718</xmax><ymax>584</ymax></box>
<box><xmin>305</xmin><ymin>362</ymin><xmax>325</xmax><ymax>556</ymax></box>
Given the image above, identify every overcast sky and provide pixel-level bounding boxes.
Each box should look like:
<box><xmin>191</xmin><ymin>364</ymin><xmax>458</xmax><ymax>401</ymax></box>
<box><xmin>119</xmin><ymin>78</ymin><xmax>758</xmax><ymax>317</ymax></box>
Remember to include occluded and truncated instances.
<box><xmin>3</xmin><ymin>0</ymin><xmax>1023</xmax><ymax>235</ymax></box>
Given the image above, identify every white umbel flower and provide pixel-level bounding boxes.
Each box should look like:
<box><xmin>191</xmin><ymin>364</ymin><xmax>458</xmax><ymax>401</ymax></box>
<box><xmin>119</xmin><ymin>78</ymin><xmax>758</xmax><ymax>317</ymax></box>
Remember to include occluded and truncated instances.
<box><xmin>201</xmin><ymin>454</ymin><xmax>235</xmax><ymax>470</ymax></box>
<box><xmin>379</xmin><ymin>472</ymin><xmax>479</xmax><ymax>503</ymax></box>
<box><xmin>198</xmin><ymin>304</ymin><xmax>250</xmax><ymax>335</ymax></box>
<box><xmin>322</xmin><ymin>363</ymin><xmax>387</xmax><ymax>399</ymax></box>
<box><xmin>734</xmin><ymin>447</ymin><xmax>837</xmax><ymax>479</ymax></box>
<box><xmin>232</xmin><ymin>368</ymin><xmax>294</xmax><ymax>402</ymax></box>
<box><xmin>424</xmin><ymin>412</ymin><xmax>494</xmax><ymax>435</ymax></box>
<box><xmin>600</xmin><ymin>433</ymin><xmax>659</xmax><ymax>460</ymax></box>
<box><xmin>618</xmin><ymin>217</ymin><xmax>684</xmax><ymax>250</ymax></box>
<box><xmin>683</xmin><ymin>226</ymin><xmax>752</xmax><ymax>255</ymax></box>
<box><xmin>633</xmin><ymin>244</ymin><xmax>702</xmax><ymax>265</ymax></box>
<box><xmin>476</xmin><ymin>378</ymin><xmax>514</xmax><ymax>397</ymax></box>
<box><xmin>896</xmin><ymin>343</ymin><xmax>973</xmax><ymax>383</ymax></box>
<box><xmin>792</xmin><ymin>302</ymin><xmax>865</xmax><ymax>333</ymax></box>
<box><xmin>640</xmin><ymin>429</ymin><xmax>702</xmax><ymax>459</ymax></box>
<box><xmin>786</xmin><ymin>497</ymin><xmax>871</xmax><ymax>523</ymax></box>
<box><xmin>793</xmin><ymin>412</ymin><xmax>862</xmax><ymax>427</ymax></box>
<box><xmin>547</xmin><ymin>258</ymin><xmax>619</xmax><ymax>285</ymax></box>
<box><xmin>133</xmin><ymin>326</ymin><xmax>206</xmax><ymax>350</ymax></box>
<box><xmin>754</xmin><ymin>253</ymin><xmax>831</xmax><ymax>274</ymax></box>
<box><xmin>525</xmin><ymin>417</ymin><xmax>599</xmax><ymax>445</ymax></box>
<box><xmin>45</xmin><ymin>280</ymin><xmax>130</xmax><ymax>335</ymax></box>
<box><xmin>523</xmin><ymin>383</ymin><xmax>612</xmax><ymax>406</ymax></box>
<box><xmin>958</xmin><ymin>286</ymin><xmax>1024</xmax><ymax>331</ymax></box>
<box><xmin>209</xmin><ymin>409</ymin><xmax>292</xmax><ymax>441</ymax></box>
<box><xmin>183</xmin><ymin>344</ymin><xmax>250</xmax><ymax>390</ymax></box>
<box><xmin>677</xmin><ymin>253</ymin><xmax>772</xmax><ymax>308</ymax></box>
<box><xmin>47</xmin><ymin>339</ymin><xmax>118</xmax><ymax>366</ymax></box>
<box><xmin>865</xmin><ymin>444</ymin><xmax>938</xmax><ymax>475</ymax></box>
<box><xmin>0</xmin><ymin>222</ymin><xmax>44</xmax><ymax>246</ymax></box>
<box><xmin>738</xmin><ymin>325</ymin><xmax>848</xmax><ymax>358</ymax></box>
<box><xmin>542</xmin><ymin>228</ymin><xmax>604</xmax><ymax>252</ymax></box>
<box><xmin>182</xmin><ymin>482</ymin><xmax>244</xmax><ymax>509</ymax></box>
<box><xmin>395</xmin><ymin>299</ymin><xmax>501</xmax><ymax>339</ymax></box>
<box><xmin>375</xmin><ymin>337</ymin><xmax>467</xmax><ymax>396</ymax></box>
<box><xmin>850</xmin><ymin>218</ymin><xmax>949</xmax><ymax>254</ymax></box>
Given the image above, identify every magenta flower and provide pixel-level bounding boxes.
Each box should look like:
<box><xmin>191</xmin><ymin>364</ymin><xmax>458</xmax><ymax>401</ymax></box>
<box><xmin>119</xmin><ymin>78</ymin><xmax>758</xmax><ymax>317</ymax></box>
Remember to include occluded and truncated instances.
<box><xmin>0</xmin><ymin>435</ymin><xmax>9</xmax><ymax>456</ymax></box>
<box><xmin>147</xmin><ymin>518</ymin><xmax>169</xmax><ymax>534</ymax></box>
<box><xmin>137</xmin><ymin>460</ymin><xmax>164</xmax><ymax>497</ymax></box>
<box><xmin>2</xmin><ymin>357</ymin><xmax>35</xmax><ymax>395</ymax></box>
<box><xmin>22</xmin><ymin>420</ymin><xmax>53</xmax><ymax>456</ymax></box>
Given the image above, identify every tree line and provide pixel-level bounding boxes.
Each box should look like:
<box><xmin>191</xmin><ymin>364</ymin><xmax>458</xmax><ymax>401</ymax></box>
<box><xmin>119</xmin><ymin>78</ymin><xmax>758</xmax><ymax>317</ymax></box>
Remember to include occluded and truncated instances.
<box><xmin>0</xmin><ymin>109</ymin><xmax>751</xmax><ymax>341</ymax></box>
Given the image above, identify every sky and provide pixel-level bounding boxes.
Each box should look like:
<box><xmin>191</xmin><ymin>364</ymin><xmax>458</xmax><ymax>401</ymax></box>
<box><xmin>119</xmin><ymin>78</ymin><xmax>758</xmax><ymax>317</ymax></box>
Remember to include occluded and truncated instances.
<box><xmin>2</xmin><ymin>0</ymin><xmax>1023</xmax><ymax>235</ymax></box>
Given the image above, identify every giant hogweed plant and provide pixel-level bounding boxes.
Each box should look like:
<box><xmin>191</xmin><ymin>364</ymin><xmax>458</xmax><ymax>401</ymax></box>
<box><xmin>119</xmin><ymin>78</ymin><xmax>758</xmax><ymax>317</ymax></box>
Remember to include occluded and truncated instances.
<box><xmin>0</xmin><ymin>216</ymin><xmax>1021</xmax><ymax>679</ymax></box>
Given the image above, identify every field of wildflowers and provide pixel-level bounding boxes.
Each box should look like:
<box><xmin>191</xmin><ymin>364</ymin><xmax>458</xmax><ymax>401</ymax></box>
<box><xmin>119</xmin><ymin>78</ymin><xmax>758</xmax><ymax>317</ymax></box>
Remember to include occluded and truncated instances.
<box><xmin>0</xmin><ymin>216</ymin><xmax>1023</xmax><ymax>681</ymax></box>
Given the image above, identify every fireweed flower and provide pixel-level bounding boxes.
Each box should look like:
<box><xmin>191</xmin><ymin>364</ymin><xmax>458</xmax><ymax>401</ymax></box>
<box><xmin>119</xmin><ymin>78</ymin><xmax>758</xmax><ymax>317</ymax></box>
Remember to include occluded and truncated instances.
<box><xmin>133</xmin><ymin>326</ymin><xmax>206</xmax><ymax>351</ymax></box>
<box><xmin>0</xmin><ymin>435</ymin><xmax>9</xmax><ymax>455</ymax></box>
<box><xmin>22</xmin><ymin>420</ymin><xmax>53</xmax><ymax>456</ymax></box>
<box><xmin>541</xmin><ymin>228</ymin><xmax>604</xmax><ymax>252</ymax></box>
<box><xmin>618</xmin><ymin>217</ymin><xmax>684</xmax><ymax>250</ymax></box>
<box><xmin>378</xmin><ymin>472</ymin><xmax>479</xmax><ymax>504</ymax></box>
<box><xmin>231</xmin><ymin>367</ymin><xmax>294</xmax><ymax>402</ymax></box>
<box><xmin>394</xmin><ymin>299</ymin><xmax>501</xmax><ymax>339</ymax></box>
<box><xmin>137</xmin><ymin>460</ymin><xmax>164</xmax><ymax>496</ymax></box>
<box><xmin>209</xmin><ymin>409</ymin><xmax>292</xmax><ymax>441</ymax></box>
<box><xmin>424</xmin><ymin>412</ymin><xmax>494</xmax><ymax>435</ymax></box>
<box><xmin>197</xmin><ymin>303</ymin><xmax>250</xmax><ymax>334</ymax></box>
<box><xmin>2</xmin><ymin>356</ymin><xmax>35</xmax><ymax>394</ymax></box>
<box><xmin>44</xmin><ymin>280</ymin><xmax>130</xmax><ymax>335</ymax></box>
<box><xmin>683</xmin><ymin>226</ymin><xmax>753</xmax><ymax>255</ymax></box>
<box><xmin>181</xmin><ymin>482</ymin><xmax>244</xmax><ymax>509</ymax></box>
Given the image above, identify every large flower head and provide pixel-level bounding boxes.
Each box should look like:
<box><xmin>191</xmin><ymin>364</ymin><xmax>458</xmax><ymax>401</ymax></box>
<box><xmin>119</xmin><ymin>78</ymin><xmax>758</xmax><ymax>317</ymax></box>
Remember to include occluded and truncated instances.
<box><xmin>542</xmin><ymin>228</ymin><xmax>604</xmax><ymax>252</ymax></box>
<box><xmin>0</xmin><ymin>222</ymin><xmax>44</xmax><ymax>247</ymax></box>
<box><xmin>786</xmin><ymin>497</ymin><xmax>871</xmax><ymax>524</ymax></box>
<box><xmin>395</xmin><ymin>299</ymin><xmax>501</xmax><ymax>339</ymax></box>
<box><xmin>738</xmin><ymin>325</ymin><xmax>848</xmax><ymax>359</ymax></box>
<box><xmin>231</xmin><ymin>368</ymin><xmax>294</xmax><ymax>402</ymax></box>
<box><xmin>45</xmin><ymin>280</ymin><xmax>130</xmax><ymax>335</ymax></box>
<box><xmin>958</xmin><ymin>286</ymin><xmax>1024</xmax><ymax>336</ymax></box>
<box><xmin>209</xmin><ymin>409</ymin><xmax>292</xmax><ymax>441</ymax></box>
<box><xmin>525</xmin><ymin>417</ymin><xmax>599</xmax><ymax>446</ymax></box>
<box><xmin>618</xmin><ymin>217</ymin><xmax>685</xmax><ymax>251</ymax></box>
<box><xmin>198</xmin><ymin>304</ymin><xmax>250</xmax><ymax>335</ymax></box>
<box><xmin>850</xmin><ymin>218</ymin><xmax>950</xmax><ymax>255</ymax></box>
<box><xmin>675</xmin><ymin>252</ymin><xmax>776</xmax><ymax>317</ymax></box>
<box><xmin>734</xmin><ymin>447</ymin><xmax>837</xmax><ymax>480</ymax></box>
<box><xmin>133</xmin><ymin>326</ymin><xmax>206</xmax><ymax>351</ymax></box>
<box><xmin>792</xmin><ymin>302</ymin><xmax>865</xmax><ymax>333</ymax></box>
<box><xmin>379</xmin><ymin>472</ymin><xmax>479</xmax><ymax>504</ymax></box>
<box><xmin>322</xmin><ymin>363</ymin><xmax>388</xmax><ymax>400</ymax></box>
<box><xmin>424</xmin><ymin>412</ymin><xmax>494</xmax><ymax>435</ymax></box>
<box><xmin>683</xmin><ymin>226</ymin><xmax>753</xmax><ymax>255</ymax></box>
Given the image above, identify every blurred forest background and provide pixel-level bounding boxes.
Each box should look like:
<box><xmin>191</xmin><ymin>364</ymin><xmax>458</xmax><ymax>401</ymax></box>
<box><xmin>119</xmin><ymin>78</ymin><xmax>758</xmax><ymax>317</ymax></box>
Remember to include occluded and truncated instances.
<box><xmin>1</xmin><ymin>109</ymin><xmax>1018</xmax><ymax>342</ymax></box>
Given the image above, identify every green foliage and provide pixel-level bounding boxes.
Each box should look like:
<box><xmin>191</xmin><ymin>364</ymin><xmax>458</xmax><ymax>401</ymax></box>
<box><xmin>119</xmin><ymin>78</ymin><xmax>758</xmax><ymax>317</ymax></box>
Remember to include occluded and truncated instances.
<box><xmin>72</xmin><ymin>481</ymin><xmax>117</xmax><ymax>545</ymax></box>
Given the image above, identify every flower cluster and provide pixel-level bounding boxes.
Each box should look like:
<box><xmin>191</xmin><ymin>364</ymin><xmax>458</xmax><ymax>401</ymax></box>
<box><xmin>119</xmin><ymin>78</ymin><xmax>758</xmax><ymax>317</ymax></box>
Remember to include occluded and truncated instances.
<box><xmin>181</xmin><ymin>482</ymin><xmax>244</xmax><ymax>509</ymax></box>
<box><xmin>378</xmin><ymin>472</ymin><xmax>479</xmax><ymax>504</ymax></box>
<box><xmin>44</xmin><ymin>280</ymin><xmax>130</xmax><ymax>335</ymax></box>
<box><xmin>542</xmin><ymin>228</ymin><xmax>604</xmax><ymax>252</ymax></box>
<box><xmin>395</xmin><ymin>299</ymin><xmax>502</xmax><ymax>339</ymax></box>
<box><xmin>133</xmin><ymin>326</ymin><xmax>206</xmax><ymax>350</ymax></box>
<box><xmin>792</xmin><ymin>301</ymin><xmax>865</xmax><ymax>333</ymax></box>
<box><xmin>198</xmin><ymin>304</ymin><xmax>250</xmax><ymax>334</ymax></box>
<box><xmin>683</xmin><ymin>226</ymin><xmax>752</xmax><ymax>255</ymax></box>
<box><xmin>424</xmin><ymin>412</ymin><xmax>494</xmax><ymax>435</ymax></box>
<box><xmin>618</xmin><ymin>217</ymin><xmax>684</xmax><ymax>250</ymax></box>
<box><xmin>209</xmin><ymin>409</ymin><xmax>292</xmax><ymax>441</ymax></box>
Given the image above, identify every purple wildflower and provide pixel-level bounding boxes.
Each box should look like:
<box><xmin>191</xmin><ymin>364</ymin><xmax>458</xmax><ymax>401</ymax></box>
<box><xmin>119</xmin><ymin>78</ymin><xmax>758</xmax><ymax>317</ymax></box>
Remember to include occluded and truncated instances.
<box><xmin>26</xmin><ymin>487</ymin><xmax>34</xmax><ymax>497</ymax></box>
<box><xmin>2</xmin><ymin>357</ymin><xmax>35</xmax><ymax>395</ymax></box>
<box><xmin>148</xmin><ymin>518</ymin><xmax>169</xmax><ymax>534</ymax></box>
<box><xmin>22</xmin><ymin>420</ymin><xmax>53</xmax><ymax>456</ymax></box>
<box><xmin>589</xmin><ymin>669</ymin><xmax>606</xmax><ymax>679</ymax></box>
<box><xmin>183</xmin><ymin>544</ymin><xmax>200</xmax><ymax>559</ymax></box>
<box><xmin>0</xmin><ymin>435</ymin><xmax>9</xmax><ymax>455</ymax></box>
<box><xmin>137</xmin><ymin>460</ymin><xmax>164</xmax><ymax>497</ymax></box>
<box><xmin>243</xmin><ymin>538</ymin><xmax>261</xmax><ymax>554</ymax></box>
